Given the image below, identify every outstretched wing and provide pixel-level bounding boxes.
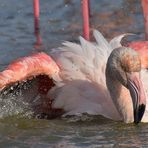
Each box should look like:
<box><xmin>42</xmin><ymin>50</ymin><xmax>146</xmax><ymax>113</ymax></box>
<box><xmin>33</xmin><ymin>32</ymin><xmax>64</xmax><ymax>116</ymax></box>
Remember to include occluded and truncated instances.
<box><xmin>1</xmin><ymin>30</ymin><xmax>126</xmax><ymax>91</ymax></box>
<box><xmin>0</xmin><ymin>52</ymin><xmax>60</xmax><ymax>90</ymax></box>
<box><xmin>0</xmin><ymin>52</ymin><xmax>63</xmax><ymax>118</ymax></box>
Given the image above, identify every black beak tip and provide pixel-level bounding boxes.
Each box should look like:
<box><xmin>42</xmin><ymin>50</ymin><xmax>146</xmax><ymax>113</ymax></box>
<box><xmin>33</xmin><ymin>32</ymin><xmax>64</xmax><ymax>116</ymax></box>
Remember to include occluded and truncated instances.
<box><xmin>134</xmin><ymin>104</ymin><xmax>146</xmax><ymax>124</ymax></box>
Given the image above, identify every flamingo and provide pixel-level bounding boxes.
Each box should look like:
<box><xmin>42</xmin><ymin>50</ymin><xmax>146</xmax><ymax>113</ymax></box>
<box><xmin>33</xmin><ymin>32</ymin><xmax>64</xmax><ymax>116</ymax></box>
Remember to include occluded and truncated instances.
<box><xmin>0</xmin><ymin>30</ymin><xmax>147</xmax><ymax>123</ymax></box>
<box><xmin>0</xmin><ymin>1</ymin><xmax>147</xmax><ymax>124</ymax></box>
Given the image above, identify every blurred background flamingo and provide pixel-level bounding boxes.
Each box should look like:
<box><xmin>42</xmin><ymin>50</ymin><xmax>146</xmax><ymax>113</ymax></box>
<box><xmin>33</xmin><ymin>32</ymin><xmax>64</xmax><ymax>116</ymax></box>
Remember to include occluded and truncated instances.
<box><xmin>33</xmin><ymin>0</ymin><xmax>148</xmax><ymax>52</ymax></box>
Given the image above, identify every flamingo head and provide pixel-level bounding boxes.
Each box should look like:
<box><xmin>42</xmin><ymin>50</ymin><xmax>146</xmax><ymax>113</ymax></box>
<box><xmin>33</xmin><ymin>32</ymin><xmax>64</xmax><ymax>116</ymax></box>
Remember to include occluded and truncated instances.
<box><xmin>106</xmin><ymin>47</ymin><xmax>146</xmax><ymax>123</ymax></box>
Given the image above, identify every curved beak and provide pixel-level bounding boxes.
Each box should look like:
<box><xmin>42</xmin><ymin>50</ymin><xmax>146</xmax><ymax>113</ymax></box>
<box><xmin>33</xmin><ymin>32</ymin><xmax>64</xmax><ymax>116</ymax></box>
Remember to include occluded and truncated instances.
<box><xmin>127</xmin><ymin>72</ymin><xmax>146</xmax><ymax>124</ymax></box>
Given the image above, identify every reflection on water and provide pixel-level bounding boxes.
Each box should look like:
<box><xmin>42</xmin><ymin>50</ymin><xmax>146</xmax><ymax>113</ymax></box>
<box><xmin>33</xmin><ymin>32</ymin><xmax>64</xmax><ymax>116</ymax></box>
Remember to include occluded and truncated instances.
<box><xmin>0</xmin><ymin>0</ymin><xmax>147</xmax><ymax>147</ymax></box>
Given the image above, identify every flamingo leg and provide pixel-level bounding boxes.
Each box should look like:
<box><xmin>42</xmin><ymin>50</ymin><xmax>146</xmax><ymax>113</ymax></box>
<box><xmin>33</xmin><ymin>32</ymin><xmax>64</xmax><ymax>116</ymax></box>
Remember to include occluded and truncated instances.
<box><xmin>141</xmin><ymin>0</ymin><xmax>148</xmax><ymax>40</ymax></box>
<box><xmin>81</xmin><ymin>0</ymin><xmax>90</xmax><ymax>40</ymax></box>
<box><xmin>33</xmin><ymin>0</ymin><xmax>40</xmax><ymax>32</ymax></box>
<box><xmin>33</xmin><ymin>0</ymin><xmax>42</xmax><ymax>47</ymax></box>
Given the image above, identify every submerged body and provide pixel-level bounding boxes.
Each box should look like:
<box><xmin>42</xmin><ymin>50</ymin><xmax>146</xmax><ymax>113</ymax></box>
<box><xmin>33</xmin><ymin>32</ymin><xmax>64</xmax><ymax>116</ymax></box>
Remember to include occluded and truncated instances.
<box><xmin>0</xmin><ymin>30</ymin><xmax>148</xmax><ymax>123</ymax></box>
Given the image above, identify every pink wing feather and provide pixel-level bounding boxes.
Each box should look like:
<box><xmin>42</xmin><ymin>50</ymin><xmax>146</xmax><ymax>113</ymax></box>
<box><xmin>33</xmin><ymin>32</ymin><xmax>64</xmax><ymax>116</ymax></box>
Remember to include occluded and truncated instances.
<box><xmin>0</xmin><ymin>52</ymin><xmax>59</xmax><ymax>90</ymax></box>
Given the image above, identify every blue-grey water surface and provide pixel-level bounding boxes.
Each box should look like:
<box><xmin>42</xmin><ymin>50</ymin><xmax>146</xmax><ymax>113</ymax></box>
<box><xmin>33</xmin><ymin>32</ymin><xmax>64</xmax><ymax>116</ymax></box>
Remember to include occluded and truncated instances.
<box><xmin>0</xmin><ymin>0</ymin><xmax>147</xmax><ymax>147</ymax></box>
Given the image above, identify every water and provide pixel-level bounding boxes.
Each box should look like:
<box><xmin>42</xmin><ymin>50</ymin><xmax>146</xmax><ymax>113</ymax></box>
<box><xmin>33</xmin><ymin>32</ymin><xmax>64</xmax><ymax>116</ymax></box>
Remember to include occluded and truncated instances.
<box><xmin>0</xmin><ymin>0</ymin><xmax>147</xmax><ymax>147</ymax></box>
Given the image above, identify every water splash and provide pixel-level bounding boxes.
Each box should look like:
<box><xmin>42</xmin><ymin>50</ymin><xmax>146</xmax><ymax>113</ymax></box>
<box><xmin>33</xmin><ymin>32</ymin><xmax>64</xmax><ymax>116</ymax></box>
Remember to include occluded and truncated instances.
<box><xmin>0</xmin><ymin>78</ymin><xmax>38</xmax><ymax>118</ymax></box>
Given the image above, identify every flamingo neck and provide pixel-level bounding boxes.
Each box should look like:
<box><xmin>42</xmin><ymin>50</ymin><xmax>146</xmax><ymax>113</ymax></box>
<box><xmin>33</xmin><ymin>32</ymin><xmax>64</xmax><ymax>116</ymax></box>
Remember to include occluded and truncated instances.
<box><xmin>106</xmin><ymin>76</ymin><xmax>134</xmax><ymax>123</ymax></box>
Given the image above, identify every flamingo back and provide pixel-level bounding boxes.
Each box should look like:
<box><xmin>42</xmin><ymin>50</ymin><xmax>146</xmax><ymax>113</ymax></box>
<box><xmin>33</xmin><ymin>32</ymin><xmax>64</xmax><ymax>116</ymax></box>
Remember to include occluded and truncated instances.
<box><xmin>48</xmin><ymin>30</ymin><xmax>121</xmax><ymax>119</ymax></box>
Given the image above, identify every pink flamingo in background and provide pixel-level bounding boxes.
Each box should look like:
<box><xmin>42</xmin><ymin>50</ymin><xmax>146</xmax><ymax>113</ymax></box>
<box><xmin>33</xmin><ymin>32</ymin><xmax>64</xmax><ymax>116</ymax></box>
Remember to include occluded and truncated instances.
<box><xmin>0</xmin><ymin>0</ymin><xmax>148</xmax><ymax>123</ymax></box>
<box><xmin>128</xmin><ymin>0</ymin><xmax>148</xmax><ymax>69</ymax></box>
<box><xmin>33</xmin><ymin>0</ymin><xmax>148</xmax><ymax>47</ymax></box>
<box><xmin>33</xmin><ymin>0</ymin><xmax>90</xmax><ymax>45</ymax></box>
